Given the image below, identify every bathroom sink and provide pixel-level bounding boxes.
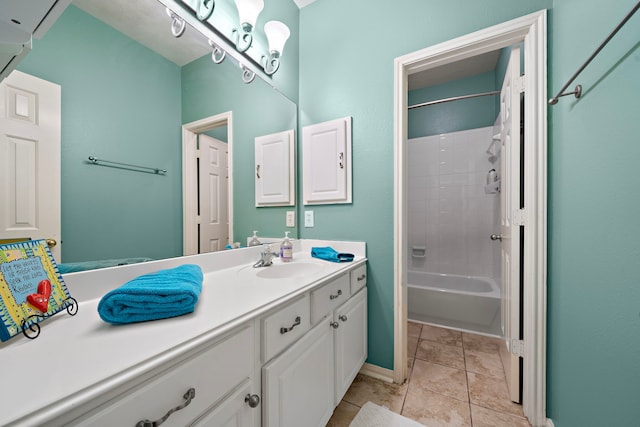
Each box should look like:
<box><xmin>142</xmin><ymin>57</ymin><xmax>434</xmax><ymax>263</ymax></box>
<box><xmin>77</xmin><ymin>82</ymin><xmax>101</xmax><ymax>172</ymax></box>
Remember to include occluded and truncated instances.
<box><xmin>255</xmin><ymin>262</ymin><xmax>324</xmax><ymax>279</ymax></box>
<box><xmin>238</xmin><ymin>261</ymin><xmax>325</xmax><ymax>279</ymax></box>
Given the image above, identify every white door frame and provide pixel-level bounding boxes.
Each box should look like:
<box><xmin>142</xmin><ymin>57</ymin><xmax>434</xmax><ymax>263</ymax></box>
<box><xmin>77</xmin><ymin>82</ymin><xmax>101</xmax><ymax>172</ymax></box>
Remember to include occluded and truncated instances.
<box><xmin>182</xmin><ymin>111</ymin><xmax>233</xmax><ymax>255</ymax></box>
<box><xmin>393</xmin><ymin>10</ymin><xmax>548</xmax><ymax>426</ymax></box>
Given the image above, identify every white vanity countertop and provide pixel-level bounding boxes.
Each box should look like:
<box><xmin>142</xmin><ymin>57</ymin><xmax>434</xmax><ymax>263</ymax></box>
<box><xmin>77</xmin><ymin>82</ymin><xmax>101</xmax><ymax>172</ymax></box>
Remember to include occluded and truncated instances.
<box><xmin>0</xmin><ymin>239</ymin><xmax>366</xmax><ymax>426</ymax></box>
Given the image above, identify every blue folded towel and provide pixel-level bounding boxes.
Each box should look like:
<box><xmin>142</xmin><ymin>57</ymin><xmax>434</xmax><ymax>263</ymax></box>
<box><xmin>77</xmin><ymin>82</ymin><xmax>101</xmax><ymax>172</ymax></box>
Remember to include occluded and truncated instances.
<box><xmin>97</xmin><ymin>264</ymin><xmax>203</xmax><ymax>324</ymax></box>
<box><xmin>311</xmin><ymin>247</ymin><xmax>354</xmax><ymax>263</ymax></box>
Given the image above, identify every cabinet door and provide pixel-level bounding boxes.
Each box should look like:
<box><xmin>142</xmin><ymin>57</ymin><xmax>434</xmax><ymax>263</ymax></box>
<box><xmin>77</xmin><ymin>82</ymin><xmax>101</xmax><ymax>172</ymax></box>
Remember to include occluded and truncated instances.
<box><xmin>302</xmin><ymin>116</ymin><xmax>352</xmax><ymax>205</ymax></box>
<box><xmin>255</xmin><ymin>130</ymin><xmax>295</xmax><ymax>206</ymax></box>
<box><xmin>262</xmin><ymin>317</ymin><xmax>335</xmax><ymax>427</ymax></box>
<box><xmin>334</xmin><ymin>288</ymin><xmax>367</xmax><ymax>405</ymax></box>
<box><xmin>192</xmin><ymin>379</ymin><xmax>257</xmax><ymax>427</ymax></box>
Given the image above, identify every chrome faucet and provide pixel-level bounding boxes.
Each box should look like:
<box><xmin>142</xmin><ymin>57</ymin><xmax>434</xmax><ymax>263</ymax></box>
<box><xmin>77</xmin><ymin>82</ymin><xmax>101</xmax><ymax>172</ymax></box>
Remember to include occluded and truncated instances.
<box><xmin>253</xmin><ymin>245</ymin><xmax>279</xmax><ymax>268</ymax></box>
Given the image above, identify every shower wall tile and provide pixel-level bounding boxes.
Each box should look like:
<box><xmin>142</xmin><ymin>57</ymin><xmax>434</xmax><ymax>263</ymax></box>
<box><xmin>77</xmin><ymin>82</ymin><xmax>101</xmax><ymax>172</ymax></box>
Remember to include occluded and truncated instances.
<box><xmin>407</xmin><ymin>127</ymin><xmax>500</xmax><ymax>280</ymax></box>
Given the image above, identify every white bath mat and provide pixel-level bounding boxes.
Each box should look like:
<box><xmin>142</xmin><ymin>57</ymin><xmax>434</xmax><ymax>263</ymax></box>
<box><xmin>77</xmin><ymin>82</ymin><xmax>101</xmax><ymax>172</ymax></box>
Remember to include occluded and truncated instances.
<box><xmin>349</xmin><ymin>402</ymin><xmax>427</xmax><ymax>427</ymax></box>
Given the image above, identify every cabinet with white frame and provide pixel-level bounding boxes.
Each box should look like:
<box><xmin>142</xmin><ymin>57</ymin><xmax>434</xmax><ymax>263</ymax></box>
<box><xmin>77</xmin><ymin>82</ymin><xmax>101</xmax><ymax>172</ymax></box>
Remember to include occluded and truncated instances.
<box><xmin>255</xmin><ymin>129</ymin><xmax>295</xmax><ymax>206</ymax></box>
<box><xmin>302</xmin><ymin>117</ymin><xmax>352</xmax><ymax>205</ymax></box>
<box><xmin>262</xmin><ymin>268</ymin><xmax>367</xmax><ymax>427</ymax></box>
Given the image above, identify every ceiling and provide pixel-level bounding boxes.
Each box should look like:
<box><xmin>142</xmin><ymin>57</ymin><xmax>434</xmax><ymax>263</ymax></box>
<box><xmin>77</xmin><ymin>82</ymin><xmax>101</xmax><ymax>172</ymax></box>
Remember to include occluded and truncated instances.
<box><xmin>73</xmin><ymin>0</ymin><xmax>211</xmax><ymax>66</ymax></box>
<box><xmin>73</xmin><ymin>0</ymin><xmax>500</xmax><ymax>88</ymax></box>
<box><xmin>408</xmin><ymin>50</ymin><xmax>501</xmax><ymax>91</ymax></box>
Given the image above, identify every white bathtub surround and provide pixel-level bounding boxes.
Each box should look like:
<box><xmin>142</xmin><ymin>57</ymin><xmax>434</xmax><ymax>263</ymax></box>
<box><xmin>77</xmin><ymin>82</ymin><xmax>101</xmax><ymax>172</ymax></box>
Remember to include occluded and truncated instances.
<box><xmin>407</xmin><ymin>271</ymin><xmax>501</xmax><ymax>336</ymax></box>
<box><xmin>0</xmin><ymin>239</ymin><xmax>366</xmax><ymax>426</ymax></box>
<box><xmin>407</xmin><ymin>126</ymin><xmax>500</xmax><ymax>279</ymax></box>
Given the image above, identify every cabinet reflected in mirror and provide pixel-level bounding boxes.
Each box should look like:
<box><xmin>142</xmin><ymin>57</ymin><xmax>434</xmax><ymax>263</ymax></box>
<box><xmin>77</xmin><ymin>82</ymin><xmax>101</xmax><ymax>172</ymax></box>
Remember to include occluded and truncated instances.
<box><xmin>9</xmin><ymin>0</ymin><xmax>298</xmax><ymax>269</ymax></box>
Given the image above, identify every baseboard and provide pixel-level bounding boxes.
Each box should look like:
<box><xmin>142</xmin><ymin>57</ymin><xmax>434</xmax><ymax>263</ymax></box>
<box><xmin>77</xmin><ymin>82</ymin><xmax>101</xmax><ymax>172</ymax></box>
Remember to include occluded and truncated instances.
<box><xmin>359</xmin><ymin>363</ymin><xmax>394</xmax><ymax>383</ymax></box>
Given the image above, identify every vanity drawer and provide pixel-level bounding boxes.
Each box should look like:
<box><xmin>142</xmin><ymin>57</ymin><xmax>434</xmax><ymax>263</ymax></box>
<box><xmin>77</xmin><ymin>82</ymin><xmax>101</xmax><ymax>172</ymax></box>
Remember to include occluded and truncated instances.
<box><xmin>350</xmin><ymin>264</ymin><xmax>367</xmax><ymax>294</ymax></box>
<box><xmin>72</xmin><ymin>325</ymin><xmax>255</xmax><ymax>427</ymax></box>
<box><xmin>311</xmin><ymin>274</ymin><xmax>350</xmax><ymax>325</ymax></box>
<box><xmin>262</xmin><ymin>295</ymin><xmax>310</xmax><ymax>362</ymax></box>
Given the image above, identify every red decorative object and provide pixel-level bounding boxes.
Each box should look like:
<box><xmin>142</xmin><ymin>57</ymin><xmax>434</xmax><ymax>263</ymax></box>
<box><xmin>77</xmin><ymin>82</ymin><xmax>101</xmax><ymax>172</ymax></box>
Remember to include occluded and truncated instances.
<box><xmin>26</xmin><ymin>280</ymin><xmax>52</xmax><ymax>312</ymax></box>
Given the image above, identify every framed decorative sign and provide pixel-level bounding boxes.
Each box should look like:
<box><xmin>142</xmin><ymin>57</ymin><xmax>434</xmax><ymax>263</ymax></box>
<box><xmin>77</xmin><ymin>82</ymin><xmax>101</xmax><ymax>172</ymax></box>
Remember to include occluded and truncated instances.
<box><xmin>0</xmin><ymin>239</ymin><xmax>77</xmax><ymax>341</ymax></box>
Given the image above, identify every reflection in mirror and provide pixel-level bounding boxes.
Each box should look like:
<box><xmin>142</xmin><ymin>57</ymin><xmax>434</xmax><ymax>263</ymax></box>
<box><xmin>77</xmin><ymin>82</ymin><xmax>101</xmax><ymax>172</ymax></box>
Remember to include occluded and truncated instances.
<box><xmin>11</xmin><ymin>0</ymin><xmax>297</xmax><ymax>270</ymax></box>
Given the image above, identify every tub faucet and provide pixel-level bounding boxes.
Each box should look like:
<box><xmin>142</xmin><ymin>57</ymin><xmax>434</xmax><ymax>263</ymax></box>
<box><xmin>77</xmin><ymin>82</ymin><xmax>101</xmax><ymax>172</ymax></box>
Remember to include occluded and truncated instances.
<box><xmin>253</xmin><ymin>245</ymin><xmax>279</xmax><ymax>268</ymax></box>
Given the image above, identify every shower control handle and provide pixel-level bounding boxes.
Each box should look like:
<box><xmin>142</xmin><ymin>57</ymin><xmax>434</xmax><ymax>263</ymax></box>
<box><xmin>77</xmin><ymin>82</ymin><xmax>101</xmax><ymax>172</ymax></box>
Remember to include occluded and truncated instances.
<box><xmin>490</xmin><ymin>234</ymin><xmax>503</xmax><ymax>241</ymax></box>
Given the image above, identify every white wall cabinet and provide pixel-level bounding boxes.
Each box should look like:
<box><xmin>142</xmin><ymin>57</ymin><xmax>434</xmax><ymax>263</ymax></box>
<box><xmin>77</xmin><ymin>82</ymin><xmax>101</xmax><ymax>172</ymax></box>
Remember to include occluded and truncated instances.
<box><xmin>255</xmin><ymin>129</ymin><xmax>295</xmax><ymax>206</ymax></box>
<box><xmin>302</xmin><ymin>117</ymin><xmax>352</xmax><ymax>205</ymax></box>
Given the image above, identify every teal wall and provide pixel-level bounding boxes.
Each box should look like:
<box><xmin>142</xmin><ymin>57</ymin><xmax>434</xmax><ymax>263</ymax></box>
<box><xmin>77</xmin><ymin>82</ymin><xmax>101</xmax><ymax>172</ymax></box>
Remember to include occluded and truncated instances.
<box><xmin>17</xmin><ymin>6</ymin><xmax>183</xmax><ymax>263</ymax></box>
<box><xmin>547</xmin><ymin>0</ymin><xmax>640</xmax><ymax>425</ymax></box>
<box><xmin>408</xmin><ymin>71</ymin><xmax>497</xmax><ymax>138</ymax></box>
<box><xmin>299</xmin><ymin>0</ymin><xmax>640</xmax><ymax>425</ymax></box>
<box><xmin>181</xmin><ymin>53</ymin><xmax>298</xmax><ymax>243</ymax></box>
<box><xmin>298</xmin><ymin>0</ymin><xmax>552</xmax><ymax>375</ymax></box>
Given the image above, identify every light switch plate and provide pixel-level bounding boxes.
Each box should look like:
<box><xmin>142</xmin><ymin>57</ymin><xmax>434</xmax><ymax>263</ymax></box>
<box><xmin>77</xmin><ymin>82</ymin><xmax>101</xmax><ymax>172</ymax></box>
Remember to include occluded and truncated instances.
<box><xmin>304</xmin><ymin>210</ymin><xmax>314</xmax><ymax>227</ymax></box>
<box><xmin>286</xmin><ymin>211</ymin><xmax>295</xmax><ymax>227</ymax></box>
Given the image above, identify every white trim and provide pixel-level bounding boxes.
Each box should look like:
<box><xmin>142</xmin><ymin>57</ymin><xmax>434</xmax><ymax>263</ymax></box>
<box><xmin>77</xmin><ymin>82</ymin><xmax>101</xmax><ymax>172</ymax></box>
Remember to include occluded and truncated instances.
<box><xmin>393</xmin><ymin>10</ymin><xmax>547</xmax><ymax>426</ymax></box>
<box><xmin>182</xmin><ymin>111</ymin><xmax>234</xmax><ymax>256</ymax></box>
<box><xmin>359</xmin><ymin>363</ymin><xmax>394</xmax><ymax>383</ymax></box>
<box><xmin>546</xmin><ymin>419</ymin><xmax>555</xmax><ymax>427</ymax></box>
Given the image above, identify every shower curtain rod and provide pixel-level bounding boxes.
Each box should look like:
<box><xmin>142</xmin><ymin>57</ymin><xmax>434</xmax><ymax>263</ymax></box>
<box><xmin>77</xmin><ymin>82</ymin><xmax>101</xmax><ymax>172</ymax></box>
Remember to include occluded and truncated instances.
<box><xmin>408</xmin><ymin>90</ymin><xmax>500</xmax><ymax>110</ymax></box>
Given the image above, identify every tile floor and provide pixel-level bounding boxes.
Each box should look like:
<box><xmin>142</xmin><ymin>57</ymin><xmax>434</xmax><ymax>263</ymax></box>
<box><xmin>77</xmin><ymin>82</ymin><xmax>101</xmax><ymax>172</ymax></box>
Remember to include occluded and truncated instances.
<box><xmin>327</xmin><ymin>322</ymin><xmax>532</xmax><ymax>427</ymax></box>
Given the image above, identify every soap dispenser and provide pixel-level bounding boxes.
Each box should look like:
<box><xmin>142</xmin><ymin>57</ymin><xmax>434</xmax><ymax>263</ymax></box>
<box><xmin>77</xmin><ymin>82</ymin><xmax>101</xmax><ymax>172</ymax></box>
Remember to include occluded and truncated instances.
<box><xmin>248</xmin><ymin>230</ymin><xmax>261</xmax><ymax>247</ymax></box>
<box><xmin>280</xmin><ymin>231</ymin><xmax>293</xmax><ymax>262</ymax></box>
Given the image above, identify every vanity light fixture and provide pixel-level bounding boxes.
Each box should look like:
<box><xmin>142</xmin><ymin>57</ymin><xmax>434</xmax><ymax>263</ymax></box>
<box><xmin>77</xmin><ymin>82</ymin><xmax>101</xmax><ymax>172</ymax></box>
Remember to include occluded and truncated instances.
<box><xmin>208</xmin><ymin>39</ymin><xmax>226</xmax><ymax>64</ymax></box>
<box><xmin>232</xmin><ymin>0</ymin><xmax>264</xmax><ymax>53</ymax></box>
<box><xmin>262</xmin><ymin>20</ymin><xmax>290</xmax><ymax>75</ymax></box>
<box><xmin>195</xmin><ymin>0</ymin><xmax>215</xmax><ymax>21</ymax></box>
<box><xmin>165</xmin><ymin>0</ymin><xmax>289</xmax><ymax>83</ymax></box>
<box><xmin>241</xmin><ymin>64</ymin><xmax>256</xmax><ymax>84</ymax></box>
<box><xmin>165</xmin><ymin>7</ymin><xmax>186</xmax><ymax>37</ymax></box>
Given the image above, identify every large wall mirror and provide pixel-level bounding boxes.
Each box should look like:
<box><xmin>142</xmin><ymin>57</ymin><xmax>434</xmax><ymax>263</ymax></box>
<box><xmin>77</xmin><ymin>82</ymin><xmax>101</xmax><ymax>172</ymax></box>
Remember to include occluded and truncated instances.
<box><xmin>12</xmin><ymin>0</ymin><xmax>298</xmax><ymax>269</ymax></box>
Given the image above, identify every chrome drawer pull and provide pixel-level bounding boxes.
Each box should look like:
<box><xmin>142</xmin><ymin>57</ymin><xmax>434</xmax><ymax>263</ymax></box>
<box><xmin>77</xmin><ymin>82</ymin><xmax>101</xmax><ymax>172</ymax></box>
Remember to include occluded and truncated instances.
<box><xmin>330</xmin><ymin>321</ymin><xmax>340</xmax><ymax>329</ymax></box>
<box><xmin>339</xmin><ymin>314</ymin><xmax>348</xmax><ymax>322</ymax></box>
<box><xmin>136</xmin><ymin>387</ymin><xmax>195</xmax><ymax>427</ymax></box>
<box><xmin>357</xmin><ymin>274</ymin><xmax>366</xmax><ymax>281</ymax></box>
<box><xmin>329</xmin><ymin>289</ymin><xmax>343</xmax><ymax>300</ymax></box>
<box><xmin>280</xmin><ymin>316</ymin><xmax>301</xmax><ymax>334</ymax></box>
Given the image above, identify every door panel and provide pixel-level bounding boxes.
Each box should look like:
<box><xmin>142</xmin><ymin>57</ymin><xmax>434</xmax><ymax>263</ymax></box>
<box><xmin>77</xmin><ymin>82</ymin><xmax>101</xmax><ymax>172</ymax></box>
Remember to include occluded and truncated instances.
<box><xmin>0</xmin><ymin>71</ymin><xmax>61</xmax><ymax>260</ymax></box>
<box><xmin>198</xmin><ymin>134</ymin><xmax>228</xmax><ymax>253</ymax></box>
<box><xmin>500</xmin><ymin>46</ymin><xmax>522</xmax><ymax>403</ymax></box>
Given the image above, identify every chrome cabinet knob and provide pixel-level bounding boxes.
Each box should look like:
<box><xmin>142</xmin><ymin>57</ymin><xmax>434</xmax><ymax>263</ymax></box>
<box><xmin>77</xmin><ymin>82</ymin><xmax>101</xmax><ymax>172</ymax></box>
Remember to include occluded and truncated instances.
<box><xmin>245</xmin><ymin>394</ymin><xmax>260</xmax><ymax>408</ymax></box>
<box><xmin>490</xmin><ymin>234</ymin><xmax>503</xmax><ymax>241</ymax></box>
<box><xmin>330</xmin><ymin>321</ymin><xmax>340</xmax><ymax>329</ymax></box>
<box><xmin>339</xmin><ymin>314</ymin><xmax>348</xmax><ymax>322</ymax></box>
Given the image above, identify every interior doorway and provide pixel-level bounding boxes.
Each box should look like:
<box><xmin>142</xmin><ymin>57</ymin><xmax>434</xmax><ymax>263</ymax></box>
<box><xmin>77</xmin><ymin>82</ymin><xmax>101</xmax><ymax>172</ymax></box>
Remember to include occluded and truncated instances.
<box><xmin>393</xmin><ymin>11</ymin><xmax>548</xmax><ymax>426</ymax></box>
<box><xmin>182</xmin><ymin>111</ymin><xmax>233</xmax><ymax>255</ymax></box>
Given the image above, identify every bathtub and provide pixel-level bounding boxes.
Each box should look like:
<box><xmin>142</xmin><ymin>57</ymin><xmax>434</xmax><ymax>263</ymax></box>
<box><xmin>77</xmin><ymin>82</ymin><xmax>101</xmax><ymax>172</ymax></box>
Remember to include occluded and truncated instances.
<box><xmin>407</xmin><ymin>271</ymin><xmax>502</xmax><ymax>336</ymax></box>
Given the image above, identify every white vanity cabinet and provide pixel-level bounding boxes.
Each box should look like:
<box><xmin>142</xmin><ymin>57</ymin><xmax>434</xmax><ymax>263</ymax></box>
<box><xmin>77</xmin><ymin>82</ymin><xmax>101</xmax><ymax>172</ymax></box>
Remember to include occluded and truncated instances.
<box><xmin>262</xmin><ymin>269</ymin><xmax>367</xmax><ymax>427</ymax></box>
<box><xmin>333</xmin><ymin>287</ymin><xmax>367</xmax><ymax>405</ymax></box>
<box><xmin>67</xmin><ymin>324</ymin><xmax>259</xmax><ymax>427</ymax></box>
<box><xmin>262</xmin><ymin>315</ymin><xmax>335</xmax><ymax>427</ymax></box>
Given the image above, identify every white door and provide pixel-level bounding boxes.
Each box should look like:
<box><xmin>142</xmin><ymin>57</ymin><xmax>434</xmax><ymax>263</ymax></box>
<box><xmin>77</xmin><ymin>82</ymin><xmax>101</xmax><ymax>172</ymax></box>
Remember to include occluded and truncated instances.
<box><xmin>0</xmin><ymin>70</ymin><xmax>61</xmax><ymax>261</ymax></box>
<box><xmin>500</xmin><ymin>46</ymin><xmax>523</xmax><ymax>403</ymax></box>
<box><xmin>198</xmin><ymin>134</ymin><xmax>229</xmax><ymax>253</ymax></box>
